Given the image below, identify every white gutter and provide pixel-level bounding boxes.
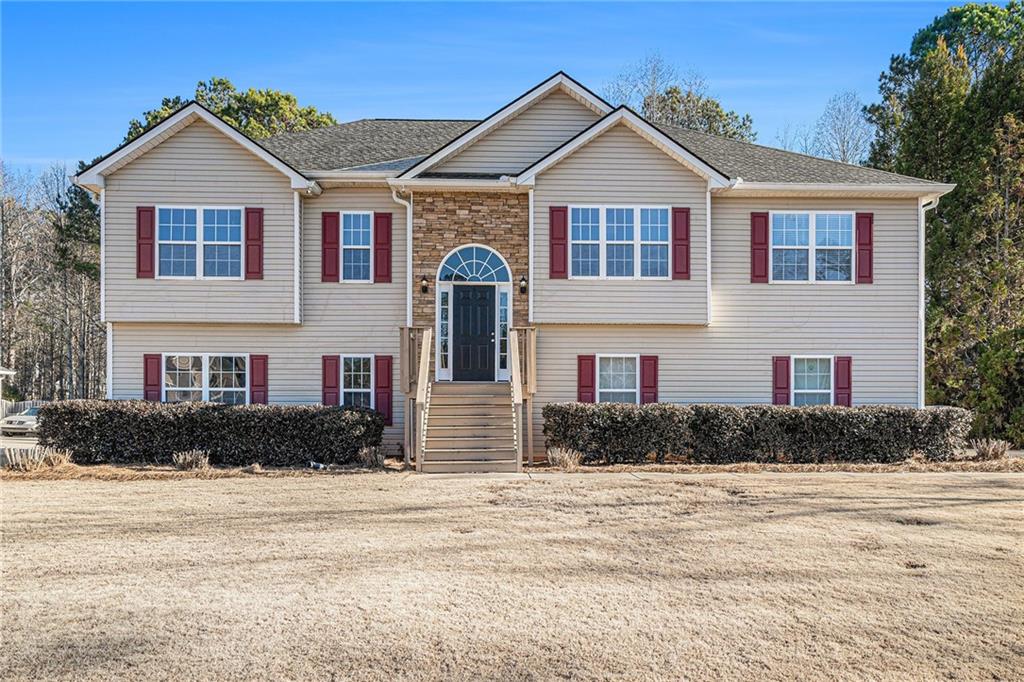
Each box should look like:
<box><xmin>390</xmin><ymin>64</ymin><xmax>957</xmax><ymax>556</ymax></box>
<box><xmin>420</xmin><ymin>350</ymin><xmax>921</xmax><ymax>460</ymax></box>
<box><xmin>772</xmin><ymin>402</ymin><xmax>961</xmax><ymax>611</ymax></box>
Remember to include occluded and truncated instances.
<box><xmin>386</xmin><ymin>177</ymin><xmax>520</xmax><ymax>192</ymax></box>
<box><xmin>716</xmin><ymin>181</ymin><xmax>956</xmax><ymax>197</ymax></box>
<box><xmin>391</xmin><ymin>188</ymin><xmax>414</xmax><ymax>327</ymax></box>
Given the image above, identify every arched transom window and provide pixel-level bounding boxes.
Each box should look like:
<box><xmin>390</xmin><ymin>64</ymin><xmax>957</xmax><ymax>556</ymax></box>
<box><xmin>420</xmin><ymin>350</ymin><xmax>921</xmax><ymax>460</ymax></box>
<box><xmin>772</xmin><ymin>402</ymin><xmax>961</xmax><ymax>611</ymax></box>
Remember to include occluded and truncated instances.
<box><xmin>438</xmin><ymin>246</ymin><xmax>510</xmax><ymax>282</ymax></box>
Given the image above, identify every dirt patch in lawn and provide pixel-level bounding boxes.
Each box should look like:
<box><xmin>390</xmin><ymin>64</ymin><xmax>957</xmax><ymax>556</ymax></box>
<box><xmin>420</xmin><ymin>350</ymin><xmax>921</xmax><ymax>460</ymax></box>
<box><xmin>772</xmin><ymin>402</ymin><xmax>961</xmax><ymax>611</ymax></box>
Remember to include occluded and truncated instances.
<box><xmin>562</xmin><ymin>457</ymin><xmax>1024</xmax><ymax>474</ymax></box>
<box><xmin>2</xmin><ymin>473</ymin><xmax>1022</xmax><ymax>680</ymax></box>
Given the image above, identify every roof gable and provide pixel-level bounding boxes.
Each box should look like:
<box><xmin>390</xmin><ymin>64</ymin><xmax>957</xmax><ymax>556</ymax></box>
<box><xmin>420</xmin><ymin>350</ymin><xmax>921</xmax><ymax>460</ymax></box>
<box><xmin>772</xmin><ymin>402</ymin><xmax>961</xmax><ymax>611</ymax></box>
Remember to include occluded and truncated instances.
<box><xmin>398</xmin><ymin>72</ymin><xmax>612</xmax><ymax>179</ymax></box>
<box><xmin>430</xmin><ymin>89</ymin><xmax>602</xmax><ymax>176</ymax></box>
<box><xmin>74</xmin><ymin>102</ymin><xmax>316</xmax><ymax>193</ymax></box>
<box><xmin>517</xmin><ymin>107</ymin><xmax>731</xmax><ymax>188</ymax></box>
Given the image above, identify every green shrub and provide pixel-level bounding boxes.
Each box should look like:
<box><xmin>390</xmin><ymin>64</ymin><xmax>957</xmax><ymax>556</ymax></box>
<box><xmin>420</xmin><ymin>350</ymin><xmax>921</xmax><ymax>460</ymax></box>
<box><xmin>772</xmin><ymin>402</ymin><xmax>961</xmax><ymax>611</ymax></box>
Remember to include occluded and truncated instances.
<box><xmin>38</xmin><ymin>400</ymin><xmax>384</xmax><ymax>467</ymax></box>
<box><xmin>542</xmin><ymin>402</ymin><xmax>973</xmax><ymax>464</ymax></box>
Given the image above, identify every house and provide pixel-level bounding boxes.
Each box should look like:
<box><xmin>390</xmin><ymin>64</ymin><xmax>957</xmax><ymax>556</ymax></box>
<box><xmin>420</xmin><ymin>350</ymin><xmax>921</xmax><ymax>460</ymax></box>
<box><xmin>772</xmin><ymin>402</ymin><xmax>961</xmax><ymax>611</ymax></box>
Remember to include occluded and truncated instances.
<box><xmin>73</xmin><ymin>72</ymin><xmax>954</xmax><ymax>472</ymax></box>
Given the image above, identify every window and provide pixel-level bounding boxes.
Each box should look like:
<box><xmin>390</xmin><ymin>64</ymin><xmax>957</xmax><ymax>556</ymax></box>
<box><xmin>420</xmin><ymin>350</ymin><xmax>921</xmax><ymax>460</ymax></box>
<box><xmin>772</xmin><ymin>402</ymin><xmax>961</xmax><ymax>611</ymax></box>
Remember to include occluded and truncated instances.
<box><xmin>640</xmin><ymin>208</ymin><xmax>670</xmax><ymax>277</ymax></box>
<box><xmin>597</xmin><ymin>355</ymin><xmax>639</xmax><ymax>404</ymax></box>
<box><xmin>438</xmin><ymin>290</ymin><xmax>450</xmax><ymax>371</ymax></box>
<box><xmin>570</xmin><ymin>208</ymin><xmax>600</xmax><ymax>277</ymax></box>
<box><xmin>342</xmin><ymin>213</ymin><xmax>372</xmax><ymax>281</ymax></box>
<box><xmin>157</xmin><ymin>206</ymin><xmax>243</xmax><ymax>279</ymax></box>
<box><xmin>342</xmin><ymin>356</ymin><xmax>373</xmax><ymax>408</ymax></box>
<box><xmin>202</xmin><ymin>209</ymin><xmax>242</xmax><ymax>277</ymax></box>
<box><xmin>793</xmin><ymin>356</ymin><xmax>833</xmax><ymax>405</ymax></box>
<box><xmin>158</xmin><ymin>208</ymin><xmax>197</xmax><ymax>277</ymax></box>
<box><xmin>605</xmin><ymin>208</ymin><xmax>634</xmax><ymax>277</ymax></box>
<box><xmin>568</xmin><ymin>206</ymin><xmax>670</xmax><ymax>279</ymax></box>
<box><xmin>163</xmin><ymin>354</ymin><xmax>248</xmax><ymax>403</ymax></box>
<box><xmin>771</xmin><ymin>212</ymin><xmax>853</xmax><ymax>282</ymax></box>
<box><xmin>498</xmin><ymin>290</ymin><xmax>509</xmax><ymax>371</ymax></box>
<box><xmin>164</xmin><ymin>355</ymin><xmax>203</xmax><ymax>402</ymax></box>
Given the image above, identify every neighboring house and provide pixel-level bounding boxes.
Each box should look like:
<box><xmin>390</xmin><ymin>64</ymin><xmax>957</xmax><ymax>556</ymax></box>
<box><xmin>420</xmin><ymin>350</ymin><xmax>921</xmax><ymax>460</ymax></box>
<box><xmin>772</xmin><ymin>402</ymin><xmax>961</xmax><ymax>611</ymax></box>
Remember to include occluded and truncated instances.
<box><xmin>74</xmin><ymin>72</ymin><xmax>954</xmax><ymax>472</ymax></box>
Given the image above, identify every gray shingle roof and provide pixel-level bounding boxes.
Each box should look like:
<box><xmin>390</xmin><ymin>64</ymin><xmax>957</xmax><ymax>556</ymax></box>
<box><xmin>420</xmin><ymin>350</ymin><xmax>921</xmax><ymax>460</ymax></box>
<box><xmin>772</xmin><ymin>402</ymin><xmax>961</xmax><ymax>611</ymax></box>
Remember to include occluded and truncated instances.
<box><xmin>262</xmin><ymin>117</ymin><xmax>939</xmax><ymax>185</ymax></box>
<box><xmin>658</xmin><ymin>124</ymin><xmax>939</xmax><ymax>185</ymax></box>
<box><xmin>261</xmin><ymin>119</ymin><xmax>475</xmax><ymax>171</ymax></box>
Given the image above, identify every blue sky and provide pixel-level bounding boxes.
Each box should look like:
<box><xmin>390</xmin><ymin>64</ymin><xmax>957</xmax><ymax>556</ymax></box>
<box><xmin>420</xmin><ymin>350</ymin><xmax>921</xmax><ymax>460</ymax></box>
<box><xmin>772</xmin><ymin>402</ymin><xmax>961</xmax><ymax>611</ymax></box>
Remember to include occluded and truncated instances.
<box><xmin>2</xmin><ymin>1</ymin><xmax>950</xmax><ymax>172</ymax></box>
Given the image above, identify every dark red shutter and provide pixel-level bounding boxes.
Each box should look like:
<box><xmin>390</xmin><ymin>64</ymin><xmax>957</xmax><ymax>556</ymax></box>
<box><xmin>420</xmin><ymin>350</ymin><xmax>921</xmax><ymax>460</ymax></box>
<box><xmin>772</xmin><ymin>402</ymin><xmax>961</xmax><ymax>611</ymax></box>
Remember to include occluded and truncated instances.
<box><xmin>640</xmin><ymin>355</ymin><xmax>659</xmax><ymax>404</ymax></box>
<box><xmin>321</xmin><ymin>212</ymin><xmax>340</xmax><ymax>282</ymax></box>
<box><xmin>244</xmin><ymin>208</ymin><xmax>264</xmax><ymax>280</ymax></box>
<box><xmin>137</xmin><ymin>207</ymin><xmax>155</xmax><ymax>278</ymax></box>
<box><xmin>322</xmin><ymin>355</ymin><xmax>340</xmax><ymax>405</ymax></box>
<box><xmin>772</xmin><ymin>356</ymin><xmax>791</xmax><ymax>405</ymax></box>
<box><xmin>751</xmin><ymin>212</ymin><xmax>769</xmax><ymax>283</ymax></box>
<box><xmin>834</xmin><ymin>356</ymin><xmax>852</xmax><ymax>407</ymax></box>
<box><xmin>374</xmin><ymin>355</ymin><xmax>393</xmax><ymax>425</ymax></box>
<box><xmin>143</xmin><ymin>353</ymin><xmax>161</xmax><ymax>401</ymax></box>
<box><xmin>250</xmin><ymin>354</ymin><xmax>268</xmax><ymax>404</ymax></box>
<box><xmin>856</xmin><ymin>213</ymin><xmax>874</xmax><ymax>284</ymax></box>
<box><xmin>671</xmin><ymin>208</ymin><xmax>691</xmax><ymax>280</ymax></box>
<box><xmin>373</xmin><ymin>213</ymin><xmax>392</xmax><ymax>283</ymax></box>
<box><xmin>550</xmin><ymin>206</ymin><xmax>568</xmax><ymax>279</ymax></box>
<box><xmin>577</xmin><ymin>355</ymin><xmax>596</xmax><ymax>403</ymax></box>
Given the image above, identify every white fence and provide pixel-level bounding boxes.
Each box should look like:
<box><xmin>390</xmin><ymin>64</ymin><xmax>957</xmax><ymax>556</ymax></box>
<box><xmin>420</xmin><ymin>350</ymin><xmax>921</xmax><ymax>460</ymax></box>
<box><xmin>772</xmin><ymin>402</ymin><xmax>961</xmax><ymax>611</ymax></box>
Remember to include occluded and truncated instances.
<box><xmin>0</xmin><ymin>400</ymin><xmax>46</xmax><ymax>419</ymax></box>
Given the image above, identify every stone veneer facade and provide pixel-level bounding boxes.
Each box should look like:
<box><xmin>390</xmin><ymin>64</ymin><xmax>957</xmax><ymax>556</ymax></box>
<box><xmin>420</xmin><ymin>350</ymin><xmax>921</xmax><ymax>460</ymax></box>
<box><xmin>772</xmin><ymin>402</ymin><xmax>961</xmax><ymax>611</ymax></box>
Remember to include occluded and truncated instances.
<box><xmin>411</xmin><ymin>191</ymin><xmax>530</xmax><ymax>329</ymax></box>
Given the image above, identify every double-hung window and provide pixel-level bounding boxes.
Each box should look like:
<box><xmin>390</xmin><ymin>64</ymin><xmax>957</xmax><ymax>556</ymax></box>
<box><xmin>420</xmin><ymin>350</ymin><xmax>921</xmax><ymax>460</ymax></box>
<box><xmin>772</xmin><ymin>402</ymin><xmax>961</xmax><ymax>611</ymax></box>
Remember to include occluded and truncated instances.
<box><xmin>157</xmin><ymin>207</ymin><xmax>242</xmax><ymax>279</ymax></box>
<box><xmin>569</xmin><ymin>206</ymin><xmax>670</xmax><ymax>279</ymax></box>
<box><xmin>163</xmin><ymin>354</ymin><xmax>248</xmax><ymax>404</ymax></box>
<box><xmin>770</xmin><ymin>212</ymin><xmax>853</xmax><ymax>282</ymax></box>
<box><xmin>342</xmin><ymin>213</ymin><xmax>372</xmax><ymax>282</ymax></box>
<box><xmin>342</xmin><ymin>355</ymin><xmax>374</xmax><ymax>408</ymax></box>
<box><xmin>792</xmin><ymin>356</ymin><xmax>833</xmax><ymax>405</ymax></box>
<box><xmin>597</xmin><ymin>355</ymin><xmax>639</xmax><ymax>404</ymax></box>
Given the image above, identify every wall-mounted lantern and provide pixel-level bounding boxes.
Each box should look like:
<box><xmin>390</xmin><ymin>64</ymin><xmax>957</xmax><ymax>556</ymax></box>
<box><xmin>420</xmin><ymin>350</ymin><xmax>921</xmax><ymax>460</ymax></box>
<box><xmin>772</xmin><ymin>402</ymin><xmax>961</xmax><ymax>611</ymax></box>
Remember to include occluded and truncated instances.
<box><xmin>519</xmin><ymin>275</ymin><xmax>528</xmax><ymax>295</ymax></box>
<box><xmin>420</xmin><ymin>276</ymin><xmax>429</xmax><ymax>294</ymax></box>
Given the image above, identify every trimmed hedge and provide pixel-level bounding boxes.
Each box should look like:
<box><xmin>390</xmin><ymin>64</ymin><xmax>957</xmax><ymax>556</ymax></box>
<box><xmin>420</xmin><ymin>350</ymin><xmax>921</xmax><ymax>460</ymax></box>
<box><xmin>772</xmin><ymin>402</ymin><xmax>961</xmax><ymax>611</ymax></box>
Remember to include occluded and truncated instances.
<box><xmin>38</xmin><ymin>400</ymin><xmax>384</xmax><ymax>467</ymax></box>
<box><xmin>543</xmin><ymin>402</ymin><xmax>973</xmax><ymax>464</ymax></box>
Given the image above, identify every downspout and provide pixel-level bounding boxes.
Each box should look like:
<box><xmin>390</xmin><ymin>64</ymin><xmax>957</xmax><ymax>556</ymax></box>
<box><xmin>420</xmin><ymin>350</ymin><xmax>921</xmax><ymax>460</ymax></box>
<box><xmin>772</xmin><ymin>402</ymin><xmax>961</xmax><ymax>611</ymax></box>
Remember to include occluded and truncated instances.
<box><xmin>392</xmin><ymin>187</ymin><xmax>414</xmax><ymax>327</ymax></box>
<box><xmin>705</xmin><ymin>181</ymin><xmax>712</xmax><ymax>325</ymax></box>
<box><xmin>528</xmin><ymin>188</ymin><xmax>534</xmax><ymax>323</ymax></box>
<box><xmin>918</xmin><ymin>195</ymin><xmax>941</xmax><ymax>408</ymax></box>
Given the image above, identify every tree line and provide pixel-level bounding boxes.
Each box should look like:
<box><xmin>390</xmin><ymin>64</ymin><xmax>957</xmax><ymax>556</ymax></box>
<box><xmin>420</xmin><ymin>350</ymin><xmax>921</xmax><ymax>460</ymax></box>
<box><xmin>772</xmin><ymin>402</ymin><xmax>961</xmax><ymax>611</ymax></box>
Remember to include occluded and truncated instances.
<box><xmin>1</xmin><ymin>3</ymin><xmax>1020</xmax><ymax>442</ymax></box>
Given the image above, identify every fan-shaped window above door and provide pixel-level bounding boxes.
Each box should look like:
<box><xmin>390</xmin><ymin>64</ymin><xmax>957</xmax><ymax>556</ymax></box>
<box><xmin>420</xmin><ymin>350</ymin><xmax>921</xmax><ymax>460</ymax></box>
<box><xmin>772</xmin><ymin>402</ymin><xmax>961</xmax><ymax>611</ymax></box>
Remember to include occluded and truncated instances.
<box><xmin>437</xmin><ymin>245</ymin><xmax>510</xmax><ymax>282</ymax></box>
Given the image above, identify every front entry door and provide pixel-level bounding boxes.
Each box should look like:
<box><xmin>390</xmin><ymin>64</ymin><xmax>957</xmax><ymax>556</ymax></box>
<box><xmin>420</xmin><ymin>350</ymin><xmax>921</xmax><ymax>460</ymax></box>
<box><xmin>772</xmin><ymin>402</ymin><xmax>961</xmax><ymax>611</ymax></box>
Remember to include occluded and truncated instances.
<box><xmin>452</xmin><ymin>285</ymin><xmax>495</xmax><ymax>381</ymax></box>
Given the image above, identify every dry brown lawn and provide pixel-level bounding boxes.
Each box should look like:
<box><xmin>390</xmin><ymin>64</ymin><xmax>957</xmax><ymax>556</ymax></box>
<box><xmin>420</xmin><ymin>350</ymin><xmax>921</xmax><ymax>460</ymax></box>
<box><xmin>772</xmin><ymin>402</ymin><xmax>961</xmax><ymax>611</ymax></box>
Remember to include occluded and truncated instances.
<box><xmin>2</xmin><ymin>472</ymin><xmax>1022</xmax><ymax>681</ymax></box>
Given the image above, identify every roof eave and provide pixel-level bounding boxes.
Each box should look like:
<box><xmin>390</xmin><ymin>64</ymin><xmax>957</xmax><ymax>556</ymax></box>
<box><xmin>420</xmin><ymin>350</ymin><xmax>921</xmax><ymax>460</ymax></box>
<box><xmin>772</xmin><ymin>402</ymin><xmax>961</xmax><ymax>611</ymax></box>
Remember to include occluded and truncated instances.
<box><xmin>714</xmin><ymin>181</ymin><xmax>956</xmax><ymax>199</ymax></box>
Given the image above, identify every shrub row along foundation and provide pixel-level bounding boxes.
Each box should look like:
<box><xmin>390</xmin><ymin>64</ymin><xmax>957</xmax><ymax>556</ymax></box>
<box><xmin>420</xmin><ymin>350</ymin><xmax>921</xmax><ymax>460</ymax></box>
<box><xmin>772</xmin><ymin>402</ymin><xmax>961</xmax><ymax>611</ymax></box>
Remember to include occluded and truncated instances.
<box><xmin>543</xmin><ymin>403</ymin><xmax>973</xmax><ymax>464</ymax></box>
<box><xmin>38</xmin><ymin>401</ymin><xmax>384</xmax><ymax>467</ymax></box>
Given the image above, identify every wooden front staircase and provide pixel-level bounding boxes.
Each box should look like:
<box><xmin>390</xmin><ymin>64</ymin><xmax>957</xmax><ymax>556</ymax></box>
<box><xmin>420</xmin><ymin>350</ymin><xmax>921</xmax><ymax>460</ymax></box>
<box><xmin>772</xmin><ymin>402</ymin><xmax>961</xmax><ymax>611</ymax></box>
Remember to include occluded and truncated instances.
<box><xmin>420</xmin><ymin>382</ymin><xmax>519</xmax><ymax>473</ymax></box>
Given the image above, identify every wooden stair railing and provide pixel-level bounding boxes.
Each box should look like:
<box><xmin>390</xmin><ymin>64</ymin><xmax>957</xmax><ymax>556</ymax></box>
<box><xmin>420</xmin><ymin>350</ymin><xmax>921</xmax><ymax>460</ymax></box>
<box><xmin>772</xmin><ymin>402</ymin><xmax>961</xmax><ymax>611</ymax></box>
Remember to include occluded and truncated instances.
<box><xmin>509</xmin><ymin>329</ymin><xmax>524</xmax><ymax>472</ymax></box>
<box><xmin>511</xmin><ymin>327</ymin><xmax>537</xmax><ymax>464</ymax></box>
<box><xmin>414</xmin><ymin>327</ymin><xmax>433</xmax><ymax>472</ymax></box>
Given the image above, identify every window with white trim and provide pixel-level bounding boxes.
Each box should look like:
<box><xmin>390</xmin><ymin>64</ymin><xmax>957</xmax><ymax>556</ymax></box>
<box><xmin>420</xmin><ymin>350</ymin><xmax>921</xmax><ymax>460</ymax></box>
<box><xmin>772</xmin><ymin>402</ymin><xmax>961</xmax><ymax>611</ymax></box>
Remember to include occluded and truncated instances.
<box><xmin>342</xmin><ymin>355</ymin><xmax>373</xmax><ymax>408</ymax></box>
<box><xmin>771</xmin><ymin>212</ymin><xmax>853</xmax><ymax>282</ymax></box>
<box><xmin>163</xmin><ymin>354</ymin><xmax>247</xmax><ymax>404</ymax></box>
<box><xmin>342</xmin><ymin>213</ymin><xmax>372</xmax><ymax>281</ymax></box>
<box><xmin>157</xmin><ymin>207</ymin><xmax>243</xmax><ymax>279</ymax></box>
<box><xmin>569</xmin><ymin>206</ymin><xmax>670</xmax><ymax>279</ymax></box>
<box><xmin>792</xmin><ymin>356</ymin><xmax>832</xmax><ymax>405</ymax></box>
<box><xmin>597</xmin><ymin>355</ymin><xmax>639</xmax><ymax>404</ymax></box>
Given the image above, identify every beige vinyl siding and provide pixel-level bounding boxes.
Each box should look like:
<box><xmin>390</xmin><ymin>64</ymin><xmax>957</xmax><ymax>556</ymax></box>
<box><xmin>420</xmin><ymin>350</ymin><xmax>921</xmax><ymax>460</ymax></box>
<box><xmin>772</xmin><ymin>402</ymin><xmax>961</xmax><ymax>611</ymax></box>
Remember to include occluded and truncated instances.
<box><xmin>109</xmin><ymin>186</ymin><xmax>410</xmax><ymax>448</ymax></box>
<box><xmin>530</xmin><ymin>196</ymin><xmax>922</xmax><ymax>441</ymax></box>
<box><xmin>533</xmin><ymin>123</ymin><xmax>709</xmax><ymax>324</ymax></box>
<box><xmin>104</xmin><ymin>120</ymin><xmax>296</xmax><ymax>323</ymax></box>
<box><xmin>434</xmin><ymin>90</ymin><xmax>600</xmax><ymax>175</ymax></box>
<box><xmin>110</xmin><ymin>322</ymin><xmax>405</xmax><ymax>448</ymax></box>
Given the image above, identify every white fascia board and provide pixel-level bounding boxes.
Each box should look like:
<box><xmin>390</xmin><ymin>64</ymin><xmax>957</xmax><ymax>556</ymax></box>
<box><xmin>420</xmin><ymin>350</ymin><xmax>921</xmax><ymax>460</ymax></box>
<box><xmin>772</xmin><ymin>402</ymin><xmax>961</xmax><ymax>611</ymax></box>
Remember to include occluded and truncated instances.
<box><xmin>386</xmin><ymin>177</ymin><xmax>522</xmax><ymax>192</ymax></box>
<box><xmin>716</xmin><ymin>181</ymin><xmax>957</xmax><ymax>198</ymax></box>
<box><xmin>516</xmin><ymin>108</ymin><xmax>731</xmax><ymax>188</ymax></box>
<box><xmin>73</xmin><ymin>103</ymin><xmax>320</xmax><ymax>194</ymax></box>
<box><xmin>399</xmin><ymin>73</ymin><xmax>613</xmax><ymax>179</ymax></box>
